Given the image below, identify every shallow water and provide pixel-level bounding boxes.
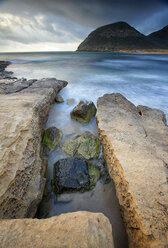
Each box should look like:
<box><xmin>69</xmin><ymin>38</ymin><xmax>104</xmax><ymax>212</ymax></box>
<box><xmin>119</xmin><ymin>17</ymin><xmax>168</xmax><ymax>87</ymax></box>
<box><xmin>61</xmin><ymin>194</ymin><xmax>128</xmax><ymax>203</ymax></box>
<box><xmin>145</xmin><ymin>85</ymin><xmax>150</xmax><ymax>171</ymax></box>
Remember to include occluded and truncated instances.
<box><xmin>1</xmin><ymin>51</ymin><xmax>168</xmax><ymax>248</ymax></box>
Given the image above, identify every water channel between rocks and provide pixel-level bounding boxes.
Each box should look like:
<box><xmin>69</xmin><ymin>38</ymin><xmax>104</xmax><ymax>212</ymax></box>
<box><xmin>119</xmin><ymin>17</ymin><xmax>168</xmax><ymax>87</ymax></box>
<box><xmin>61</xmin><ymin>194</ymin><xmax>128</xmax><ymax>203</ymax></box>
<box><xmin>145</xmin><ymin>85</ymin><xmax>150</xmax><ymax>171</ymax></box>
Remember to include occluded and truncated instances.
<box><xmin>36</xmin><ymin>89</ymin><xmax>128</xmax><ymax>248</ymax></box>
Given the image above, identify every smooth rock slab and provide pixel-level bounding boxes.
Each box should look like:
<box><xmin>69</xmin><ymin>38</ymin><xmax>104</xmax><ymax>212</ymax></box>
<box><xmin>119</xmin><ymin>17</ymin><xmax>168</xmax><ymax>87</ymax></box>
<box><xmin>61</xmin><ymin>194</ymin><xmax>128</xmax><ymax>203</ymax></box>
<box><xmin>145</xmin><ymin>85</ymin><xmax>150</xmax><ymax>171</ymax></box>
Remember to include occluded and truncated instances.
<box><xmin>0</xmin><ymin>212</ymin><xmax>114</xmax><ymax>248</ymax></box>
<box><xmin>96</xmin><ymin>93</ymin><xmax>168</xmax><ymax>248</ymax></box>
<box><xmin>0</xmin><ymin>78</ymin><xmax>67</xmax><ymax>218</ymax></box>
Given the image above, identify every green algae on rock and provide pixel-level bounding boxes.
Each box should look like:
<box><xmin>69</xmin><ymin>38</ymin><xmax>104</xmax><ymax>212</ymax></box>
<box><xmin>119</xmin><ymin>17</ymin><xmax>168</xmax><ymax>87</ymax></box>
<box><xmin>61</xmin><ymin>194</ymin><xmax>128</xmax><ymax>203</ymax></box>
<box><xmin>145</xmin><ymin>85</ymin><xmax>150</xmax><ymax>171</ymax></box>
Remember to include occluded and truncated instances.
<box><xmin>70</xmin><ymin>100</ymin><xmax>96</xmax><ymax>123</ymax></box>
<box><xmin>52</xmin><ymin>158</ymin><xmax>100</xmax><ymax>194</ymax></box>
<box><xmin>87</xmin><ymin>161</ymin><xmax>100</xmax><ymax>189</ymax></box>
<box><xmin>77</xmin><ymin>131</ymin><xmax>101</xmax><ymax>159</ymax></box>
<box><xmin>62</xmin><ymin>139</ymin><xmax>78</xmax><ymax>156</ymax></box>
<box><xmin>43</xmin><ymin>127</ymin><xmax>62</xmax><ymax>152</ymax></box>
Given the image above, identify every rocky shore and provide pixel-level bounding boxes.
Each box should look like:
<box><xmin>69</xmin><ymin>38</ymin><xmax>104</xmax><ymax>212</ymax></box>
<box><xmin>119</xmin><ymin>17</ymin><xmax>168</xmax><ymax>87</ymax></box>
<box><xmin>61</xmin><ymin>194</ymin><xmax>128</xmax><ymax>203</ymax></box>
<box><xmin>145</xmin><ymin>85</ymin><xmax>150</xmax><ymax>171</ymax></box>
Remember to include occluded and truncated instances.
<box><xmin>0</xmin><ymin>61</ymin><xmax>167</xmax><ymax>247</ymax></box>
<box><xmin>96</xmin><ymin>93</ymin><xmax>168</xmax><ymax>248</ymax></box>
<box><xmin>0</xmin><ymin>61</ymin><xmax>114</xmax><ymax>247</ymax></box>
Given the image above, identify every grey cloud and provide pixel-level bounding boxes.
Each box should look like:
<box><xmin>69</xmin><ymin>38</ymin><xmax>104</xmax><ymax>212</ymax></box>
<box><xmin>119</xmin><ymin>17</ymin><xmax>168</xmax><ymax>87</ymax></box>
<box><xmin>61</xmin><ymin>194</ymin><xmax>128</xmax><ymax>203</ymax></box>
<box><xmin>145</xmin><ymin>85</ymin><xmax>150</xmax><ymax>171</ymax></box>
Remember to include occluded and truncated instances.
<box><xmin>0</xmin><ymin>0</ymin><xmax>167</xmax><ymax>48</ymax></box>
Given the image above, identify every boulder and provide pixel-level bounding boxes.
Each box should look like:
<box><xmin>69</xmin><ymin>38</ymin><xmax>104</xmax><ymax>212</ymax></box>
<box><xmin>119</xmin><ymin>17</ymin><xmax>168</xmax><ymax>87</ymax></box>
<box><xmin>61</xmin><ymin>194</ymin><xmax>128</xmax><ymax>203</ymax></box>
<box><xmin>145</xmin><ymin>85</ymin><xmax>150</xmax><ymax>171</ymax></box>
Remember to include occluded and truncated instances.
<box><xmin>0</xmin><ymin>78</ymin><xmax>67</xmax><ymax>218</ymax></box>
<box><xmin>61</xmin><ymin>131</ymin><xmax>101</xmax><ymax>159</ymax></box>
<box><xmin>0</xmin><ymin>212</ymin><xmax>114</xmax><ymax>248</ymax></box>
<box><xmin>43</xmin><ymin>126</ymin><xmax>62</xmax><ymax>152</ymax></box>
<box><xmin>62</xmin><ymin>138</ymin><xmax>78</xmax><ymax>156</ymax></box>
<box><xmin>70</xmin><ymin>100</ymin><xmax>96</xmax><ymax>123</ymax></box>
<box><xmin>76</xmin><ymin>131</ymin><xmax>101</xmax><ymax>159</ymax></box>
<box><xmin>55</xmin><ymin>94</ymin><xmax>64</xmax><ymax>103</ymax></box>
<box><xmin>52</xmin><ymin>157</ymin><xmax>100</xmax><ymax>193</ymax></box>
<box><xmin>67</xmin><ymin>98</ymin><xmax>75</xmax><ymax>104</ymax></box>
<box><xmin>96</xmin><ymin>93</ymin><xmax>168</xmax><ymax>248</ymax></box>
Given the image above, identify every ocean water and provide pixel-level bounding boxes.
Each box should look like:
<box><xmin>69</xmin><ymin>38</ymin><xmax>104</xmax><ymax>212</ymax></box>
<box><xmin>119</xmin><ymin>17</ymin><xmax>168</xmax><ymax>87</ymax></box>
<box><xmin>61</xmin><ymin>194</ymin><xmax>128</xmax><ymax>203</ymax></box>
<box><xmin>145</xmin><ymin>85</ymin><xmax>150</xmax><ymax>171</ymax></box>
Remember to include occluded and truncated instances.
<box><xmin>0</xmin><ymin>51</ymin><xmax>168</xmax><ymax>119</ymax></box>
<box><xmin>1</xmin><ymin>52</ymin><xmax>168</xmax><ymax>248</ymax></box>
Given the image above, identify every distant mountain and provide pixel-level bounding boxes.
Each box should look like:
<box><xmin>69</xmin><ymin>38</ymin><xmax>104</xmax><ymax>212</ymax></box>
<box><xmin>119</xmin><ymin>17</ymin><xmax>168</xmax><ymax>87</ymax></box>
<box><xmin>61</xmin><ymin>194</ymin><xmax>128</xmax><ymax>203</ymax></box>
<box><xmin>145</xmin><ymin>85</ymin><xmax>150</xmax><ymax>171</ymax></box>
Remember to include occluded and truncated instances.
<box><xmin>77</xmin><ymin>22</ymin><xmax>167</xmax><ymax>52</ymax></box>
<box><xmin>148</xmin><ymin>25</ymin><xmax>168</xmax><ymax>48</ymax></box>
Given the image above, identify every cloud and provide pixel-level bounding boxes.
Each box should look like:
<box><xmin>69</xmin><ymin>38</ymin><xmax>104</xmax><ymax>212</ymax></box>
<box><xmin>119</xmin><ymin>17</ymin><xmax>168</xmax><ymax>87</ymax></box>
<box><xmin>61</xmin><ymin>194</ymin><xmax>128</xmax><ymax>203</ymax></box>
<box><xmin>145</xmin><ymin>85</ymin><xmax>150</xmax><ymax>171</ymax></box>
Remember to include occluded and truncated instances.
<box><xmin>0</xmin><ymin>0</ymin><xmax>168</xmax><ymax>51</ymax></box>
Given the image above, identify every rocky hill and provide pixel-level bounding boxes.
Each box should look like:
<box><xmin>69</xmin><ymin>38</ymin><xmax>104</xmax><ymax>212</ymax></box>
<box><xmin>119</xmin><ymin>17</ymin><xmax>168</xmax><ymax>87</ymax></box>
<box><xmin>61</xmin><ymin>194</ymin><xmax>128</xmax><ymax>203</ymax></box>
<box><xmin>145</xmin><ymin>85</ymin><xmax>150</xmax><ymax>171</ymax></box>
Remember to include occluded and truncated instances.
<box><xmin>148</xmin><ymin>25</ymin><xmax>168</xmax><ymax>48</ymax></box>
<box><xmin>77</xmin><ymin>21</ymin><xmax>167</xmax><ymax>52</ymax></box>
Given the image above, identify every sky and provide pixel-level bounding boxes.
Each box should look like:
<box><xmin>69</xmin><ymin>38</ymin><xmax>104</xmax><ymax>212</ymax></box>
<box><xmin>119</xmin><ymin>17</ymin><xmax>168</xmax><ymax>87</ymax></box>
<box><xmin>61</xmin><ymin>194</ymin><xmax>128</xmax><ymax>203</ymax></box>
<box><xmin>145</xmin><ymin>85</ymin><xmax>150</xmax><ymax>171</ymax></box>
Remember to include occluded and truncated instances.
<box><xmin>0</xmin><ymin>0</ymin><xmax>168</xmax><ymax>52</ymax></box>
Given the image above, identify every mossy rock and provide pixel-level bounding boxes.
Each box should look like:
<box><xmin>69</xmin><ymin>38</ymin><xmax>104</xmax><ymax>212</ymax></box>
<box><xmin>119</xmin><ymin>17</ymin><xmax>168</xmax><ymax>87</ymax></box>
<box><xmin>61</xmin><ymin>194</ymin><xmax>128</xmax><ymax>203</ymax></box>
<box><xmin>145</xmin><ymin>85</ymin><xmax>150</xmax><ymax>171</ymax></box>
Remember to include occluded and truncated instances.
<box><xmin>87</xmin><ymin>161</ymin><xmax>100</xmax><ymax>190</ymax></box>
<box><xmin>52</xmin><ymin>158</ymin><xmax>100</xmax><ymax>194</ymax></box>
<box><xmin>76</xmin><ymin>131</ymin><xmax>101</xmax><ymax>159</ymax></box>
<box><xmin>62</xmin><ymin>139</ymin><xmax>78</xmax><ymax>156</ymax></box>
<box><xmin>43</xmin><ymin>127</ymin><xmax>62</xmax><ymax>152</ymax></box>
<box><xmin>70</xmin><ymin>100</ymin><xmax>97</xmax><ymax>123</ymax></box>
<box><xmin>55</xmin><ymin>95</ymin><xmax>64</xmax><ymax>103</ymax></box>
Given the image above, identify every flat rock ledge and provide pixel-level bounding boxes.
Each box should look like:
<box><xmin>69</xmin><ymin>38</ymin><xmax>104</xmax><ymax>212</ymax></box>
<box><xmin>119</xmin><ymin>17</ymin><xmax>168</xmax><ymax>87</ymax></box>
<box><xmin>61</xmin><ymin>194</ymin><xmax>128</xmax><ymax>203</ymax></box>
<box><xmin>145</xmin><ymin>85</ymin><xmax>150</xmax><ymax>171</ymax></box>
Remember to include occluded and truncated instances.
<box><xmin>0</xmin><ymin>76</ymin><xmax>67</xmax><ymax>218</ymax></box>
<box><xmin>0</xmin><ymin>211</ymin><xmax>114</xmax><ymax>248</ymax></box>
<box><xmin>96</xmin><ymin>93</ymin><xmax>168</xmax><ymax>248</ymax></box>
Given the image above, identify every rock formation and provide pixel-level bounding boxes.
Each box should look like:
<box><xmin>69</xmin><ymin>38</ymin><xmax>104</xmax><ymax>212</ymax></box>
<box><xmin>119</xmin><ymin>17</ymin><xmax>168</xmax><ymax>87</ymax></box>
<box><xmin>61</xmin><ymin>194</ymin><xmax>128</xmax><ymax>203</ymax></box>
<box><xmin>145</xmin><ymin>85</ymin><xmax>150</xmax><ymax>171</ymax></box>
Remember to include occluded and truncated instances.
<box><xmin>0</xmin><ymin>212</ymin><xmax>114</xmax><ymax>248</ymax></box>
<box><xmin>0</xmin><ymin>62</ymin><xmax>68</xmax><ymax>218</ymax></box>
<box><xmin>96</xmin><ymin>93</ymin><xmax>168</xmax><ymax>248</ymax></box>
<box><xmin>77</xmin><ymin>21</ymin><xmax>168</xmax><ymax>52</ymax></box>
<box><xmin>148</xmin><ymin>25</ymin><xmax>168</xmax><ymax>49</ymax></box>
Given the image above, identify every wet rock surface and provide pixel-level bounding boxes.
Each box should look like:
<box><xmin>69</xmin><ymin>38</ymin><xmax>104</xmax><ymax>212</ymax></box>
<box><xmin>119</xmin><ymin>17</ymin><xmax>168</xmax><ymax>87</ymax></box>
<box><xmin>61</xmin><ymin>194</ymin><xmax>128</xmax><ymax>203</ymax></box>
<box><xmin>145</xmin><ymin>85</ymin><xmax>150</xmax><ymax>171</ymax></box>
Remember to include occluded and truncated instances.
<box><xmin>76</xmin><ymin>131</ymin><xmax>101</xmax><ymax>159</ymax></box>
<box><xmin>52</xmin><ymin>157</ymin><xmax>100</xmax><ymax>193</ymax></box>
<box><xmin>62</xmin><ymin>131</ymin><xmax>101</xmax><ymax>159</ymax></box>
<box><xmin>97</xmin><ymin>93</ymin><xmax>168</xmax><ymax>248</ymax></box>
<box><xmin>62</xmin><ymin>138</ymin><xmax>78</xmax><ymax>156</ymax></box>
<box><xmin>43</xmin><ymin>126</ymin><xmax>62</xmax><ymax>153</ymax></box>
<box><xmin>70</xmin><ymin>100</ymin><xmax>96</xmax><ymax>123</ymax></box>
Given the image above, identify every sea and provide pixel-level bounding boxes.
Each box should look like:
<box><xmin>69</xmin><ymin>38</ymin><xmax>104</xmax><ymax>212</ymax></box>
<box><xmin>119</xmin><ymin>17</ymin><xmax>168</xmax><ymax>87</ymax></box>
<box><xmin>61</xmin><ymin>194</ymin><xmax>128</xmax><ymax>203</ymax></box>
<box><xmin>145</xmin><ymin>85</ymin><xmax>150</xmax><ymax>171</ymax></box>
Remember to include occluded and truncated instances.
<box><xmin>0</xmin><ymin>51</ymin><xmax>168</xmax><ymax>119</ymax></box>
<box><xmin>1</xmin><ymin>51</ymin><xmax>168</xmax><ymax>248</ymax></box>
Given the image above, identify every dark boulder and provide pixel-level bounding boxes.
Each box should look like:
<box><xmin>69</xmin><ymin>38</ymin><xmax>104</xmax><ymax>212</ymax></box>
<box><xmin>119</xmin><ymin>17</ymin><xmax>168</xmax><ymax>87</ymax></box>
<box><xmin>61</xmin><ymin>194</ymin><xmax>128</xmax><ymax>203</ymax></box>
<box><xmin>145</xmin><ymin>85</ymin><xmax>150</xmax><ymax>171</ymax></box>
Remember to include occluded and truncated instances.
<box><xmin>52</xmin><ymin>158</ymin><xmax>100</xmax><ymax>194</ymax></box>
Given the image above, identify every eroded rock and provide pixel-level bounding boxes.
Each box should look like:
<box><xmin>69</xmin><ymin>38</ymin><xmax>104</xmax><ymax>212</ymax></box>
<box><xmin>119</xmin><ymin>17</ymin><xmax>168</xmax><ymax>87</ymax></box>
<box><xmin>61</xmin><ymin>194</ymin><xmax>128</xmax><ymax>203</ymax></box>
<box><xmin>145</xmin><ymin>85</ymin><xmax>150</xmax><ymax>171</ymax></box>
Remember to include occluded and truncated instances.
<box><xmin>70</xmin><ymin>100</ymin><xmax>96</xmax><ymax>123</ymax></box>
<box><xmin>0</xmin><ymin>212</ymin><xmax>114</xmax><ymax>248</ymax></box>
<box><xmin>96</xmin><ymin>93</ymin><xmax>168</xmax><ymax>248</ymax></box>
<box><xmin>0</xmin><ymin>77</ymin><xmax>67</xmax><ymax>218</ymax></box>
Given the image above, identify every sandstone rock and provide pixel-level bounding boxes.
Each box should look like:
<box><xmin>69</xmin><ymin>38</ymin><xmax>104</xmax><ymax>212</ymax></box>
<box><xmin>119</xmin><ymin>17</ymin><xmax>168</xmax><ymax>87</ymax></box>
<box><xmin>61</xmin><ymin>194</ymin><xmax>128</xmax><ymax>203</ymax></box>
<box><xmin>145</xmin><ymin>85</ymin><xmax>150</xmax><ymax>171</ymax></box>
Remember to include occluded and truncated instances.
<box><xmin>52</xmin><ymin>157</ymin><xmax>100</xmax><ymax>193</ymax></box>
<box><xmin>70</xmin><ymin>100</ymin><xmax>96</xmax><ymax>123</ymax></box>
<box><xmin>96</xmin><ymin>93</ymin><xmax>168</xmax><ymax>248</ymax></box>
<box><xmin>67</xmin><ymin>98</ymin><xmax>75</xmax><ymax>104</ymax></box>
<box><xmin>76</xmin><ymin>131</ymin><xmax>101</xmax><ymax>159</ymax></box>
<box><xmin>55</xmin><ymin>94</ymin><xmax>64</xmax><ymax>103</ymax></box>
<box><xmin>0</xmin><ymin>78</ymin><xmax>67</xmax><ymax>218</ymax></box>
<box><xmin>43</xmin><ymin>126</ymin><xmax>62</xmax><ymax>152</ymax></box>
<box><xmin>0</xmin><ymin>212</ymin><xmax>114</xmax><ymax>248</ymax></box>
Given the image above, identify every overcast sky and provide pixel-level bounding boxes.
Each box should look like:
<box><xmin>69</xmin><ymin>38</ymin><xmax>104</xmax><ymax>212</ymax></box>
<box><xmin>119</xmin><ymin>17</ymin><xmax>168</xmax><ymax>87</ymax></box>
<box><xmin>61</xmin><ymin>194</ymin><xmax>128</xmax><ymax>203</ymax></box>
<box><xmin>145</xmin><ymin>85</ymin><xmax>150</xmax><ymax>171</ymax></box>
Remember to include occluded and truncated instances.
<box><xmin>0</xmin><ymin>0</ymin><xmax>168</xmax><ymax>52</ymax></box>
